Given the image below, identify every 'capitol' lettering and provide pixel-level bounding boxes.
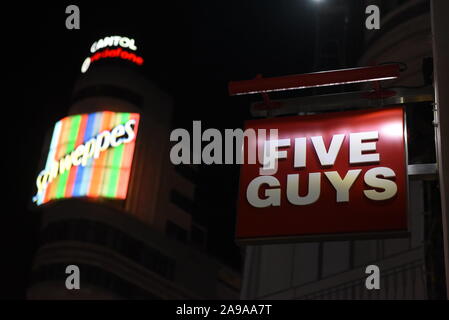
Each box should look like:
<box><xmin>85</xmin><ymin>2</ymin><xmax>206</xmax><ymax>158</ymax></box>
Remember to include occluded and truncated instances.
<box><xmin>36</xmin><ymin>119</ymin><xmax>137</xmax><ymax>194</ymax></box>
<box><xmin>90</xmin><ymin>36</ymin><xmax>137</xmax><ymax>53</ymax></box>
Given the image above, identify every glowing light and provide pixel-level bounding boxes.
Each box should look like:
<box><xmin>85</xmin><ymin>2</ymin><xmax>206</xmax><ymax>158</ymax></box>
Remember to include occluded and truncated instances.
<box><xmin>232</xmin><ymin>77</ymin><xmax>397</xmax><ymax>95</ymax></box>
<box><xmin>90</xmin><ymin>36</ymin><xmax>137</xmax><ymax>53</ymax></box>
<box><xmin>228</xmin><ymin>65</ymin><xmax>401</xmax><ymax>96</ymax></box>
<box><xmin>80</xmin><ymin>48</ymin><xmax>144</xmax><ymax>73</ymax></box>
<box><xmin>81</xmin><ymin>57</ymin><xmax>91</xmax><ymax>73</ymax></box>
<box><xmin>34</xmin><ymin>111</ymin><xmax>140</xmax><ymax>206</ymax></box>
<box><xmin>381</xmin><ymin>122</ymin><xmax>404</xmax><ymax>138</ymax></box>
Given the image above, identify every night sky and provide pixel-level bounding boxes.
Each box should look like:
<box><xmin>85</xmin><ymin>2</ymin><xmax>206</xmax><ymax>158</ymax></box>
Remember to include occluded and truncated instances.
<box><xmin>3</xmin><ymin>1</ymin><xmax>326</xmax><ymax>298</ymax></box>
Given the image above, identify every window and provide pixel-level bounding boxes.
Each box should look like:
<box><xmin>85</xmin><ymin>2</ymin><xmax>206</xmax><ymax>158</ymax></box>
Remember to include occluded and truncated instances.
<box><xmin>174</xmin><ymin>165</ymin><xmax>198</xmax><ymax>184</ymax></box>
<box><xmin>166</xmin><ymin>220</ymin><xmax>188</xmax><ymax>243</ymax></box>
<box><xmin>39</xmin><ymin>219</ymin><xmax>176</xmax><ymax>280</ymax></box>
<box><xmin>191</xmin><ymin>224</ymin><xmax>207</xmax><ymax>249</ymax></box>
<box><xmin>170</xmin><ymin>190</ymin><xmax>195</xmax><ymax>215</ymax></box>
<box><xmin>31</xmin><ymin>263</ymin><xmax>161</xmax><ymax>299</ymax></box>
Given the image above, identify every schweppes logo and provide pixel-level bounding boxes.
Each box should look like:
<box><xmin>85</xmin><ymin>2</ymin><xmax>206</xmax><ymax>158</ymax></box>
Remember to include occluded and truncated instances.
<box><xmin>33</xmin><ymin>111</ymin><xmax>140</xmax><ymax>205</ymax></box>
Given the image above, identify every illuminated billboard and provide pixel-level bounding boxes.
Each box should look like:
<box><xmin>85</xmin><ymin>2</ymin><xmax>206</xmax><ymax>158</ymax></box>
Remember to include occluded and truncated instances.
<box><xmin>237</xmin><ymin>107</ymin><xmax>408</xmax><ymax>243</ymax></box>
<box><xmin>33</xmin><ymin>111</ymin><xmax>140</xmax><ymax>206</ymax></box>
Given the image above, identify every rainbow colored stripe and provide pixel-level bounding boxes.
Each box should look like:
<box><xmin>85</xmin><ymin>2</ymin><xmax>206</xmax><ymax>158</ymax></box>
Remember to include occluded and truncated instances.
<box><xmin>34</xmin><ymin>111</ymin><xmax>140</xmax><ymax>206</ymax></box>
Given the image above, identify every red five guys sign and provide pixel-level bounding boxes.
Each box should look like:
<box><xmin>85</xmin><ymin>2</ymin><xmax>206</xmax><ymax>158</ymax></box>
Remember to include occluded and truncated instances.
<box><xmin>237</xmin><ymin>107</ymin><xmax>408</xmax><ymax>243</ymax></box>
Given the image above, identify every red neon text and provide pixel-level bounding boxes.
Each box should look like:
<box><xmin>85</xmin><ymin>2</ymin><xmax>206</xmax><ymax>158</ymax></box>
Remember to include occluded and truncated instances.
<box><xmin>90</xmin><ymin>48</ymin><xmax>144</xmax><ymax>65</ymax></box>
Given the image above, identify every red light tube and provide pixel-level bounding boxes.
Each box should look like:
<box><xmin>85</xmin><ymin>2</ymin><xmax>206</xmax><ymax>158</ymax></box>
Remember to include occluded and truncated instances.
<box><xmin>228</xmin><ymin>64</ymin><xmax>400</xmax><ymax>96</ymax></box>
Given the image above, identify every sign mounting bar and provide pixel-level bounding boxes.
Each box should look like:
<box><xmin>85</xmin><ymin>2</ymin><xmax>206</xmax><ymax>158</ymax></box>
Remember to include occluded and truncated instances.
<box><xmin>228</xmin><ymin>64</ymin><xmax>400</xmax><ymax>96</ymax></box>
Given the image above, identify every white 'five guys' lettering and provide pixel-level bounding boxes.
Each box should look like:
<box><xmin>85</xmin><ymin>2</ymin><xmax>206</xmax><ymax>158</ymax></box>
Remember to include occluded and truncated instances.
<box><xmin>247</xmin><ymin>131</ymin><xmax>398</xmax><ymax>208</ymax></box>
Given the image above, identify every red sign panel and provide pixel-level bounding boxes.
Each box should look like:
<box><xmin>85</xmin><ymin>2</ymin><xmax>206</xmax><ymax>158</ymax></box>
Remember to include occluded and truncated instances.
<box><xmin>237</xmin><ymin>107</ymin><xmax>408</xmax><ymax>243</ymax></box>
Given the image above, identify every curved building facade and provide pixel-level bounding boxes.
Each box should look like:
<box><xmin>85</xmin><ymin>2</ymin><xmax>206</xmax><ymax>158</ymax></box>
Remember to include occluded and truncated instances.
<box><xmin>359</xmin><ymin>0</ymin><xmax>432</xmax><ymax>87</ymax></box>
<box><xmin>28</xmin><ymin>36</ymin><xmax>240</xmax><ymax>299</ymax></box>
